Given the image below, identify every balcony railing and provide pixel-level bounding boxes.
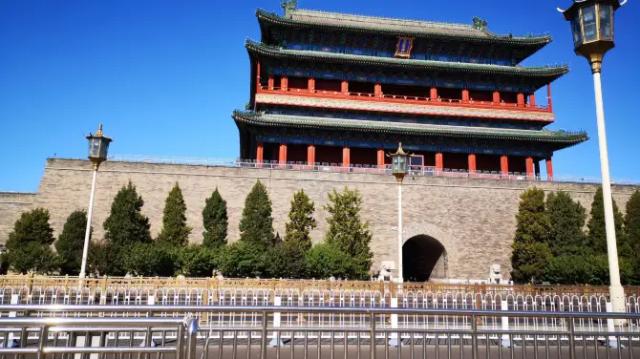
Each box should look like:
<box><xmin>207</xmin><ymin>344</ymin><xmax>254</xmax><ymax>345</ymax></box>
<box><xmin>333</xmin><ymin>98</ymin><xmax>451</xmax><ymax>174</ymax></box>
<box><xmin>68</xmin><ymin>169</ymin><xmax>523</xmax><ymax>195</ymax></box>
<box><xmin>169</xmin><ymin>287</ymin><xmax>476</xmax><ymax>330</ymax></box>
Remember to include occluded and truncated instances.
<box><xmin>258</xmin><ymin>86</ymin><xmax>551</xmax><ymax>114</ymax></box>
<box><xmin>107</xmin><ymin>155</ymin><xmax>637</xmax><ymax>185</ymax></box>
<box><xmin>239</xmin><ymin>159</ymin><xmax>543</xmax><ymax>182</ymax></box>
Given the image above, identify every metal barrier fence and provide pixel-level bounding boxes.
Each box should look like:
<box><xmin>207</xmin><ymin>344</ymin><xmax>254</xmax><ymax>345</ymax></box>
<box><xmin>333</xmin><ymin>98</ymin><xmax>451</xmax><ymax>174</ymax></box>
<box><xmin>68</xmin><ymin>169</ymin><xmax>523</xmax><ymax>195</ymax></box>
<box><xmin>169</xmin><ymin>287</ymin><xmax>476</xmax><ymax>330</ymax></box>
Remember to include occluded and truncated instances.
<box><xmin>1</xmin><ymin>304</ymin><xmax>639</xmax><ymax>359</ymax></box>
<box><xmin>0</xmin><ymin>316</ymin><xmax>198</xmax><ymax>359</ymax></box>
<box><xmin>2</xmin><ymin>284</ymin><xmax>639</xmax><ymax>314</ymax></box>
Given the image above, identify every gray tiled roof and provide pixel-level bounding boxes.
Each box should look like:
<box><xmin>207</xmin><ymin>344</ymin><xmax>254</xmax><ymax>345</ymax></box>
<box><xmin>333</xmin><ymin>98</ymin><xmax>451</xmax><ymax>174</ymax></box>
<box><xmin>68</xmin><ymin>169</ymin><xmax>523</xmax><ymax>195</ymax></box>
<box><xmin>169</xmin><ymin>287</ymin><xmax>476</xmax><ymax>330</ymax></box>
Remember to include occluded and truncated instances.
<box><xmin>246</xmin><ymin>40</ymin><xmax>568</xmax><ymax>78</ymax></box>
<box><xmin>257</xmin><ymin>9</ymin><xmax>551</xmax><ymax>45</ymax></box>
<box><xmin>233</xmin><ymin>111</ymin><xmax>587</xmax><ymax>145</ymax></box>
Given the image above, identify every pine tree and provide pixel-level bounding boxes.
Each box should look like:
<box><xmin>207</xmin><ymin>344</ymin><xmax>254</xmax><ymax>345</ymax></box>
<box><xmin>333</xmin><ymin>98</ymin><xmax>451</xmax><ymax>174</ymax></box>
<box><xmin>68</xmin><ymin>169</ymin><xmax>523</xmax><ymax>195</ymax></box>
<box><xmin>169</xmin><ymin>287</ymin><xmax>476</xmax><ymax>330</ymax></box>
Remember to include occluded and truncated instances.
<box><xmin>103</xmin><ymin>181</ymin><xmax>151</xmax><ymax>245</ymax></box>
<box><xmin>6</xmin><ymin>208</ymin><xmax>58</xmax><ymax>274</ymax></box>
<box><xmin>276</xmin><ymin>190</ymin><xmax>317</xmax><ymax>278</ymax></box>
<box><xmin>157</xmin><ymin>183</ymin><xmax>191</xmax><ymax>246</ymax></box>
<box><xmin>587</xmin><ymin>187</ymin><xmax>626</xmax><ymax>256</ymax></box>
<box><xmin>284</xmin><ymin>190</ymin><xmax>316</xmax><ymax>252</ymax></box>
<box><xmin>324</xmin><ymin>187</ymin><xmax>372</xmax><ymax>279</ymax></box>
<box><xmin>103</xmin><ymin>182</ymin><xmax>151</xmax><ymax>275</ymax></box>
<box><xmin>625</xmin><ymin>190</ymin><xmax>640</xmax><ymax>254</ymax></box>
<box><xmin>511</xmin><ymin>187</ymin><xmax>551</xmax><ymax>283</ymax></box>
<box><xmin>55</xmin><ymin>210</ymin><xmax>89</xmax><ymax>275</ymax></box>
<box><xmin>202</xmin><ymin>188</ymin><xmax>228</xmax><ymax>248</ymax></box>
<box><xmin>239</xmin><ymin>180</ymin><xmax>274</xmax><ymax>247</ymax></box>
<box><xmin>546</xmin><ymin>192</ymin><xmax>587</xmax><ymax>256</ymax></box>
<box><xmin>305</xmin><ymin>242</ymin><xmax>354</xmax><ymax>279</ymax></box>
<box><xmin>625</xmin><ymin>190</ymin><xmax>640</xmax><ymax>282</ymax></box>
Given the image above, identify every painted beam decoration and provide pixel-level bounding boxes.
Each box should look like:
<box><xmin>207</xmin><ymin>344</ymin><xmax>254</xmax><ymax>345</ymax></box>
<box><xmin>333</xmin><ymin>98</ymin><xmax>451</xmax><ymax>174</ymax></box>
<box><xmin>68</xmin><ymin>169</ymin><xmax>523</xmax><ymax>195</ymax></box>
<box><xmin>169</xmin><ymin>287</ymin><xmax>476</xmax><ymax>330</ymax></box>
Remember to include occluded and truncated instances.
<box><xmin>395</xmin><ymin>36</ymin><xmax>414</xmax><ymax>58</ymax></box>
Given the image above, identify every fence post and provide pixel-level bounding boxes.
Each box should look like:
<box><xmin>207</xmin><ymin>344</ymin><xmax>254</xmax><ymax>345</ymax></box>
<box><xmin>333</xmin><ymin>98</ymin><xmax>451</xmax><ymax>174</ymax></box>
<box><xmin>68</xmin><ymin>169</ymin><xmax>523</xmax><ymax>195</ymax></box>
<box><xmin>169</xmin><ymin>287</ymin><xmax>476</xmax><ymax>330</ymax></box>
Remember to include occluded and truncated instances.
<box><xmin>176</xmin><ymin>321</ymin><xmax>184</xmax><ymax>359</ymax></box>
<box><xmin>261</xmin><ymin>311</ymin><xmax>268</xmax><ymax>359</ymax></box>
<box><xmin>500</xmin><ymin>300</ymin><xmax>511</xmax><ymax>348</ymax></box>
<box><xmin>471</xmin><ymin>314</ymin><xmax>478</xmax><ymax>359</ymax></box>
<box><xmin>605</xmin><ymin>302</ymin><xmax>619</xmax><ymax>348</ymax></box>
<box><xmin>369</xmin><ymin>312</ymin><xmax>376</xmax><ymax>359</ymax></box>
<box><xmin>186</xmin><ymin>317</ymin><xmax>199</xmax><ymax>359</ymax></box>
<box><xmin>389</xmin><ymin>297</ymin><xmax>399</xmax><ymax>347</ymax></box>
<box><xmin>568</xmin><ymin>316</ymin><xmax>576</xmax><ymax>359</ymax></box>
<box><xmin>37</xmin><ymin>325</ymin><xmax>48</xmax><ymax>359</ymax></box>
<box><xmin>269</xmin><ymin>296</ymin><xmax>283</xmax><ymax>347</ymax></box>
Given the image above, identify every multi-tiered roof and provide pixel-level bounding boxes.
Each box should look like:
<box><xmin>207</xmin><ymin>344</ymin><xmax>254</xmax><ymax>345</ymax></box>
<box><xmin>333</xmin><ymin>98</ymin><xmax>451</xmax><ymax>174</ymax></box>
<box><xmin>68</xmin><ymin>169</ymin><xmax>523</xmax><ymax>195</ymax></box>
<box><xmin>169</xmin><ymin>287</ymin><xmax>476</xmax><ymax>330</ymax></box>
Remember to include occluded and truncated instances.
<box><xmin>233</xmin><ymin>2</ymin><xmax>587</xmax><ymax>178</ymax></box>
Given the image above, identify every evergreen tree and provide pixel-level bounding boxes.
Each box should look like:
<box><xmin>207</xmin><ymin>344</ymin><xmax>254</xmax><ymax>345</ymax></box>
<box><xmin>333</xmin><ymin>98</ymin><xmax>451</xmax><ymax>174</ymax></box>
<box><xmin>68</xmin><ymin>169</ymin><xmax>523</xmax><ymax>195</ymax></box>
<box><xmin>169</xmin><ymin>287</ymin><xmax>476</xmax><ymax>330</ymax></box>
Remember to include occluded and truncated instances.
<box><xmin>157</xmin><ymin>183</ymin><xmax>191</xmax><ymax>246</ymax></box>
<box><xmin>239</xmin><ymin>180</ymin><xmax>274</xmax><ymax>247</ymax></box>
<box><xmin>511</xmin><ymin>187</ymin><xmax>551</xmax><ymax>283</ymax></box>
<box><xmin>103</xmin><ymin>182</ymin><xmax>151</xmax><ymax>274</ymax></box>
<box><xmin>587</xmin><ymin>187</ymin><xmax>627</xmax><ymax>256</ymax></box>
<box><xmin>546</xmin><ymin>192</ymin><xmax>587</xmax><ymax>256</ymax></box>
<box><xmin>284</xmin><ymin>190</ymin><xmax>316</xmax><ymax>251</ymax></box>
<box><xmin>219</xmin><ymin>241</ymin><xmax>268</xmax><ymax>278</ymax></box>
<box><xmin>122</xmin><ymin>242</ymin><xmax>177</xmax><ymax>276</ymax></box>
<box><xmin>55</xmin><ymin>210</ymin><xmax>89</xmax><ymax>275</ymax></box>
<box><xmin>625</xmin><ymin>190</ymin><xmax>640</xmax><ymax>254</ymax></box>
<box><xmin>625</xmin><ymin>190</ymin><xmax>640</xmax><ymax>282</ymax></box>
<box><xmin>277</xmin><ymin>190</ymin><xmax>316</xmax><ymax>278</ymax></box>
<box><xmin>6</xmin><ymin>208</ymin><xmax>58</xmax><ymax>274</ymax></box>
<box><xmin>305</xmin><ymin>242</ymin><xmax>355</xmax><ymax>279</ymax></box>
<box><xmin>178</xmin><ymin>245</ymin><xmax>220</xmax><ymax>277</ymax></box>
<box><xmin>324</xmin><ymin>187</ymin><xmax>372</xmax><ymax>279</ymax></box>
<box><xmin>202</xmin><ymin>188</ymin><xmax>228</xmax><ymax>248</ymax></box>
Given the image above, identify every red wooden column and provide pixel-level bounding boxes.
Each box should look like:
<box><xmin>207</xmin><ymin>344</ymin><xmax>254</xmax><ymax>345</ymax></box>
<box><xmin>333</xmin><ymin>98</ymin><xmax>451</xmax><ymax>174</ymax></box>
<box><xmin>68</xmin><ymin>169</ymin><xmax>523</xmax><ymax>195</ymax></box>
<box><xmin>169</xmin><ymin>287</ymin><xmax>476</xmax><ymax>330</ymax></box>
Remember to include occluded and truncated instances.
<box><xmin>462</xmin><ymin>89</ymin><xmax>470</xmax><ymax>103</ymax></box>
<box><xmin>307</xmin><ymin>145</ymin><xmax>316</xmax><ymax>166</ymax></box>
<box><xmin>256</xmin><ymin>61</ymin><xmax>261</xmax><ymax>89</ymax></box>
<box><xmin>430</xmin><ymin>87</ymin><xmax>438</xmax><ymax>101</ymax></box>
<box><xmin>547</xmin><ymin>83</ymin><xmax>553</xmax><ymax>112</ymax></box>
<box><xmin>377</xmin><ymin>149</ymin><xmax>385</xmax><ymax>168</ymax></box>
<box><xmin>492</xmin><ymin>91</ymin><xmax>501</xmax><ymax>104</ymax></box>
<box><xmin>529</xmin><ymin>93</ymin><xmax>536</xmax><ymax>107</ymax></box>
<box><xmin>546</xmin><ymin>157</ymin><xmax>554</xmax><ymax>181</ymax></box>
<box><xmin>435</xmin><ymin>152</ymin><xmax>444</xmax><ymax>171</ymax></box>
<box><xmin>268</xmin><ymin>75</ymin><xmax>275</xmax><ymax>90</ymax></box>
<box><xmin>278</xmin><ymin>144</ymin><xmax>288</xmax><ymax>165</ymax></box>
<box><xmin>281</xmin><ymin>76</ymin><xmax>289</xmax><ymax>91</ymax></box>
<box><xmin>517</xmin><ymin>93</ymin><xmax>525</xmax><ymax>107</ymax></box>
<box><xmin>341</xmin><ymin>80</ymin><xmax>349</xmax><ymax>94</ymax></box>
<box><xmin>308</xmin><ymin>77</ymin><xmax>315</xmax><ymax>93</ymax></box>
<box><xmin>525</xmin><ymin>157</ymin><xmax>535</xmax><ymax>178</ymax></box>
<box><xmin>342</xmin><ymin>147</ymin><xmax>351</xmax><ymax>168</ymax></box>
<box><xmin>374</xmin><ymin>83</ymin><xmax>382</xmax><ymax>97</ymax></box>
<box><xmin>256</xmin><ymin>143</ymin><xmax>264</xmax><ymax>165</ymax></box>
<box><xmin>500</xmin><ymin>155</ymin><xmax>509</xmax><ymax>176</ymax></box>
<box><xmin>468</xmin><ymin>153</ymin><xmax>477</xmax><ymax>174</ymax></box>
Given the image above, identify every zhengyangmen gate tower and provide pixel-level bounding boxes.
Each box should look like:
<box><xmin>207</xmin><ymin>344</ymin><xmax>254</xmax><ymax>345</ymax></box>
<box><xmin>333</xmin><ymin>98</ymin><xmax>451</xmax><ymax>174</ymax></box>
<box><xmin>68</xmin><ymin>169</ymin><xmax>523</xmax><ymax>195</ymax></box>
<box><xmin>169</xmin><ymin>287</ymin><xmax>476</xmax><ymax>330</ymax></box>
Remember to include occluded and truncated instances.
<box><xmin>233</xmin><ymin>1</ymin><xmax>587</xmax><ymax>178</ymax></box>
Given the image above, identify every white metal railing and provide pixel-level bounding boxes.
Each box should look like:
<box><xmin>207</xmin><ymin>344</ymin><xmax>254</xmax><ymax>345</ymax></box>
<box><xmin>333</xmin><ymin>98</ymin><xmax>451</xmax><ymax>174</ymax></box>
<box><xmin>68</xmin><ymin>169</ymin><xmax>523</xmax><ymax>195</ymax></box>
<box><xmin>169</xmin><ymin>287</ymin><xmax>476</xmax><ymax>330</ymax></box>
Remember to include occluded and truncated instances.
<box><xmin>106</xmin><ymin>156</ymin><xmax>594</xmax><ymax>183</ymax></box>
<box><xmin>103</xmin><ymin>155</ymin><xmax>640</xmax><ymax>185</ymax></box>
<box><xmin>2</xmin><ymin>304</ymin><xmax>640</xmax><ymax>359</ymax></box>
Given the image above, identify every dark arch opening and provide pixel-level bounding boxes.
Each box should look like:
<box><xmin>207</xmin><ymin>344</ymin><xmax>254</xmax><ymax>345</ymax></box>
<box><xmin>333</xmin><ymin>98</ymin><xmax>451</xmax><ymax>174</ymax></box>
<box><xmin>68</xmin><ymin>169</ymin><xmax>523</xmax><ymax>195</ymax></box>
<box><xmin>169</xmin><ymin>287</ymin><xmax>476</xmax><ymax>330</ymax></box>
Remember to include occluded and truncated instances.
<box><xmin>402</xmin><ymin>235</ymin><xmax>447</xmax><ymax>282</ymax></box>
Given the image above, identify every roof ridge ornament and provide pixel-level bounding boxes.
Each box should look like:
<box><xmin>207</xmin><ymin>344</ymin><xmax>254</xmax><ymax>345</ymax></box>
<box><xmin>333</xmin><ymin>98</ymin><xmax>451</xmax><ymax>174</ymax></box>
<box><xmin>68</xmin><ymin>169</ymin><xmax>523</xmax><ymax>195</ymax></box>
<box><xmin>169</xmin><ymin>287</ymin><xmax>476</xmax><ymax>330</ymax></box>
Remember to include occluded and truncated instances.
<box><xmin>281</xmin><ymin>0</ymin><xmax>297</xmax><ymax>17</ymax></box>
<box><xmin>472</xmin><ymin>17</ymin><xmax>488</xmax><ymax>31</ymax></box>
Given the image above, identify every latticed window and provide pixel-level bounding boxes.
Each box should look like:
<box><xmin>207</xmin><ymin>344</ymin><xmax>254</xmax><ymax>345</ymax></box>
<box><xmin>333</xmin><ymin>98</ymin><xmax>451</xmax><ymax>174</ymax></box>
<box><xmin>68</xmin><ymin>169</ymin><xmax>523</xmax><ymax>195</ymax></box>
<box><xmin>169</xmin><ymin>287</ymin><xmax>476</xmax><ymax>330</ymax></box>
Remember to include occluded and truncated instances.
<box><xmin>394</xmin><ymin>36</ymin><xmax>414</xmax><ymax>58</ymax></box>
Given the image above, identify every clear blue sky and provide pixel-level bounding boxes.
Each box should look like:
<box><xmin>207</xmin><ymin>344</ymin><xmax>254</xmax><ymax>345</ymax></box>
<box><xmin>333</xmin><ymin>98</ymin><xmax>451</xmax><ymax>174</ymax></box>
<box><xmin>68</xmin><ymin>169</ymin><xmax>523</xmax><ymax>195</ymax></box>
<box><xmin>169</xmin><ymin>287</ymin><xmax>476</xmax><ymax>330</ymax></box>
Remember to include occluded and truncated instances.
<box><xmin>0</xmin><ymin>0</ymin><xmax>638</xmax><ymax>192</ymax></box>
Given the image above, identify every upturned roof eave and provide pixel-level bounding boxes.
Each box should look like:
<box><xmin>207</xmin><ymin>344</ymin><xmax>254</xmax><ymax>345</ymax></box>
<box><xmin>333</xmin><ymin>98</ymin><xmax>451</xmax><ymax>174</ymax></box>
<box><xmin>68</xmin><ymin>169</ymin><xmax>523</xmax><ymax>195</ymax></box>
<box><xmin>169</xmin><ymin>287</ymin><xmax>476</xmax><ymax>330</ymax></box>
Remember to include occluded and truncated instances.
<box><xmin>256</xmin><ymin>9</ymin><xmax>552</xmax><ymax>47</ymax></box>
<box><xmin>245</xmin><ymin>40</ymin><xmax>568</xmax><ymax>80</ymax></box>
<box><xmin>232</xmin><ymin>111</ymin><xmax>588</xmax><ymax>145</ymax></box>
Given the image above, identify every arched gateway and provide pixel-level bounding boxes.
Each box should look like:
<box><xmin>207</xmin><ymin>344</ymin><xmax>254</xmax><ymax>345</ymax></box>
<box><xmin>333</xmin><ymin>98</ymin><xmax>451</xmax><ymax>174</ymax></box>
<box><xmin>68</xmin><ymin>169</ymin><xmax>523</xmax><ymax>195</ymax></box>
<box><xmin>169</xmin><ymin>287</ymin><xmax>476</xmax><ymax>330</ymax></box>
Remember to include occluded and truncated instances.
<box><xmin>402</xmin><ymin>235</ymin><xmax>448</xmax><ymax>282</ymax></box>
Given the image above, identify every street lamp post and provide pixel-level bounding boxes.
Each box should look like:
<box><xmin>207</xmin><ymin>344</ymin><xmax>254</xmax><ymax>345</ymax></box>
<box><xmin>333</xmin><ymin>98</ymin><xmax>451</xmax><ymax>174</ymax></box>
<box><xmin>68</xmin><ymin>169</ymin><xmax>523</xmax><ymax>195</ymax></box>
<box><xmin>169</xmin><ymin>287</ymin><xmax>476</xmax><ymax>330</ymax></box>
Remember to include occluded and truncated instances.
<box><xmin>389</xmin><ymin>143</ymin><xmax>409</xmax><ymax>284</ymax></box>
<box><xmin>79</xmin><ymin>124</ymin><xmax>112</xmax><ymax>279</ymax></box>
<box><xmin>561</xmin><ymin>0</ymin><xmax>626</xmax><ymax>313</ymax></box>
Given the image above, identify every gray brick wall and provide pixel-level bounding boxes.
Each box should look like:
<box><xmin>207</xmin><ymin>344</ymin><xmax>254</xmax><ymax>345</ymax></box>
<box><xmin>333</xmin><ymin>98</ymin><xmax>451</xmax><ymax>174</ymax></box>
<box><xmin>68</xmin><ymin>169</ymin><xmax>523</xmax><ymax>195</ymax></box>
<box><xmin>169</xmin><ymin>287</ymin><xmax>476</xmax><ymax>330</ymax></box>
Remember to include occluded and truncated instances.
<box><xmin>1</xmin><ymin>158</ymin><xmax>637</xmax><ymax>279</ymax></box>
<box><xmin>0</xmin><ymin>192</ymin><xmax>37</xmax><ymax>247</ymax></box>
